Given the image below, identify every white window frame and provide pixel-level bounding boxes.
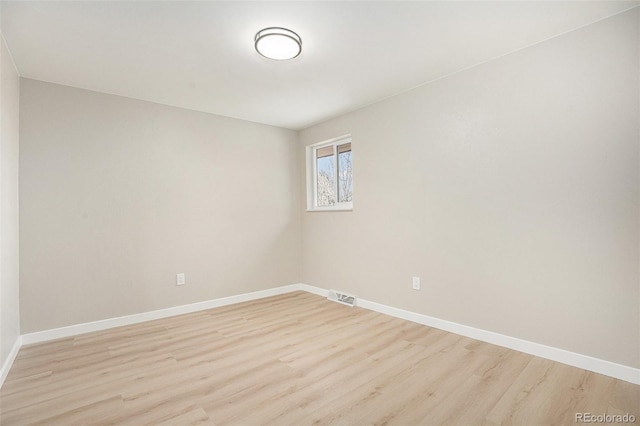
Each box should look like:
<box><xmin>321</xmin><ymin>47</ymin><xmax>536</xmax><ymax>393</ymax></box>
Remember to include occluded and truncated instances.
<box><xmin>306</xmin><ymin>134</ymin><xmax>353</xmax><ymax>212</ymax></box>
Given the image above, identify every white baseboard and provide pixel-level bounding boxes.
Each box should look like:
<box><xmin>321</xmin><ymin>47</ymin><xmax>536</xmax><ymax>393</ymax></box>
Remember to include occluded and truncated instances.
<box><xmin>7</xmin><ymin>282</ymin><xmax>640</xmax><ymax>387</ymax></box>
<box><xmin>0</xmin><ymin>335</ymin><xmax>22</xmax><ymax>388</ymax></box>
<box><xmin>298</xmin><ymin>283</ymin><xmax>330</xmax><ymax>297</ymax></box>
<box><xmin>21</xmin><ymin>284</ymin><xmax>301</xmax><ymax>346</ymax></box>
<box><xmin>340</xmin><ymin>288</ymin><xmax>639</xmax><ymax>385</ymax></box>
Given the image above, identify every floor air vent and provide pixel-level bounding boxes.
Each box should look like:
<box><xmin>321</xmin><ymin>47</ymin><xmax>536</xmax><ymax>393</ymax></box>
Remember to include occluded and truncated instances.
<box><xmin>327</xmin><ymin>290</ymin><xmax>357</xmax><ymax>307</ymax></box>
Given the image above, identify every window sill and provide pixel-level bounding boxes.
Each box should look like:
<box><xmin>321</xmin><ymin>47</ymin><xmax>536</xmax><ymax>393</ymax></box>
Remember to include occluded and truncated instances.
<box><xmin>306</xmin><ymin>206</ymin><xmax>353</xmax><ymax>212</ymax></box>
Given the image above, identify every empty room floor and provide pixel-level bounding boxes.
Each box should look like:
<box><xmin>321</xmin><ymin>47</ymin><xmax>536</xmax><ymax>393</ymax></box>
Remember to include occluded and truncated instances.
<box><xmin>1</xmin><ymin>291</ymin><xmax>637</xmax><ymax>425</ymax></box>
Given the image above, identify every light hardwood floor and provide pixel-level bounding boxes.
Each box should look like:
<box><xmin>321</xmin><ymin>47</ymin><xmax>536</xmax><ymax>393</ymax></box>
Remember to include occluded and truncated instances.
<box><xmin>1</xmin><ymin>291</ymin><xmax>637</xmax><ymax>425</ymax></box>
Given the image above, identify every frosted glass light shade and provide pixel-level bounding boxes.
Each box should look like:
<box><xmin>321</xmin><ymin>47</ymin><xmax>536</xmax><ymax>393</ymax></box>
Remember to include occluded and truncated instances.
<box><xmin>255</xmin><ymin>27</ymin><xmax>302</xmax><ymax>60</ymax></box>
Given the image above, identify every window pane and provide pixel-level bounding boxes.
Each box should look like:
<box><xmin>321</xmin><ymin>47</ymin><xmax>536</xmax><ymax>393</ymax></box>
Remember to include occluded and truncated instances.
<box><xmin>316</xmin><ymin>149</ymin><xmax>336</xmax><ymax>206</ymax></box>
<box><xmin>337</xmin><ymin>143</ymin><xmax>352</xmax><ymax>203</ymax></box>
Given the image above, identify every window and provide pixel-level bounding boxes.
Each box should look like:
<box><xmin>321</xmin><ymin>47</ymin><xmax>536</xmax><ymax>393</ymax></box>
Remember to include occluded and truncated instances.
<box><xmin>306</xmin><ymin>135</ymin><xmax>353</xmax><ymax>211</ymax></box>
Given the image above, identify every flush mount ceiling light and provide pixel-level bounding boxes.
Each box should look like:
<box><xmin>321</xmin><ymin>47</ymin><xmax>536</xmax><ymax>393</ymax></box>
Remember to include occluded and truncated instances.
<box><xmin>255</xmin><ymin>27</ymin><xmax>302</xmax><ymax>61</ymax></box>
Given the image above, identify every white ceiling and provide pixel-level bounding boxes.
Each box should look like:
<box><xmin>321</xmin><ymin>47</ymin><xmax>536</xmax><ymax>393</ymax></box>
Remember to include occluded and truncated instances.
<box><xmin>2</xmin><ymin>1</ymin><xmax>638</xmax><ymax>130</ymax></box>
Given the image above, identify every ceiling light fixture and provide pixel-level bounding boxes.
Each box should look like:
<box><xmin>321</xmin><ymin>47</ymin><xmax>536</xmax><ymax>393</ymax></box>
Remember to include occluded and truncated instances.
<box><xmin>254</xmin><ymin>27</ymin><xmax>302</xmax><ymax>61</ymax></box>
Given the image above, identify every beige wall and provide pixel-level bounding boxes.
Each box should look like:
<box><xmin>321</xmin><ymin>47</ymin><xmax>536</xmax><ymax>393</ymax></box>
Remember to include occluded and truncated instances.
<box><xmin>19</xmin><ymin>79</ymin><xmax>301</xmax><ymax>333</ymax></box>
<box><xmin>0</xmin><ymin>34</ymin><xmax>21</xmax><ymax>362</ymax></box>
<box><xmin>300</xmin><ymin>9</ymin><xmax>640</xmax><ymax>368</ymax></box>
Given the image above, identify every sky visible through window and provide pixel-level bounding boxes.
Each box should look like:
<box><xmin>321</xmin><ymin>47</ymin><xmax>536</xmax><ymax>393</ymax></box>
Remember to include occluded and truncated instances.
<box><xmin>338</xmin><ymin>150</ymin><xmax>353</xmax><ymax>203</ymax></box>
<box><xmin>316</xmin><ymin>154</ymin><xmax>335</xmax><ymax>206</ymax></box>
<box><xmin>316</xmin><ymin>142</ymin><xmax>352</xmax><ymax>207</ymax></box>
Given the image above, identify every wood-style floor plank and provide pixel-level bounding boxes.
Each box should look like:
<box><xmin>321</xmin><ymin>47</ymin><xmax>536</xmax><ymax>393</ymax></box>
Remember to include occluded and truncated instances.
<box><xmin>0</xmin><ymin>291</ymin><xmax>637</xmax><ymax>425</ymax></box>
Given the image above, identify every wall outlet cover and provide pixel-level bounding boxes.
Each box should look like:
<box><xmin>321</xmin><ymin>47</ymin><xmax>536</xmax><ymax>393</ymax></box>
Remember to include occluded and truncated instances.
<box><xmin>412</xmin><ymin>276</ymin><xmax>420</xmax><ymax>290</ymax></box>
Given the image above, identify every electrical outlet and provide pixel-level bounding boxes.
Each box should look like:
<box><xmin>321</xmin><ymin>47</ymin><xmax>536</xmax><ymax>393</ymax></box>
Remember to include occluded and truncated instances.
<box><xmin>412</xmin><ymin>276</ymin><xmax>420</xmax><ymax>290</ymax></box>
<box><xmin>176</xmin><ymin>273</ymin><xmax>185</xmax><ymax>286</ymax></box>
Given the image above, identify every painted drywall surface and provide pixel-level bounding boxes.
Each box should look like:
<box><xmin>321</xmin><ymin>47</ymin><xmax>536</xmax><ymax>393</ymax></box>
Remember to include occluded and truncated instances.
<box><xmin>19</xmin><ymin>79</ymin><xmax>301</xmax><ymax>333</ymax></box>
<box><xmin>300</xmin><ymin>9</ymin><xmax>640</xmax><ymax>368</ymax></box>
<box><xmin>0</xmin><ymin>34</ymin><xmax>20</xmax><ymax>363</ymax></box>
